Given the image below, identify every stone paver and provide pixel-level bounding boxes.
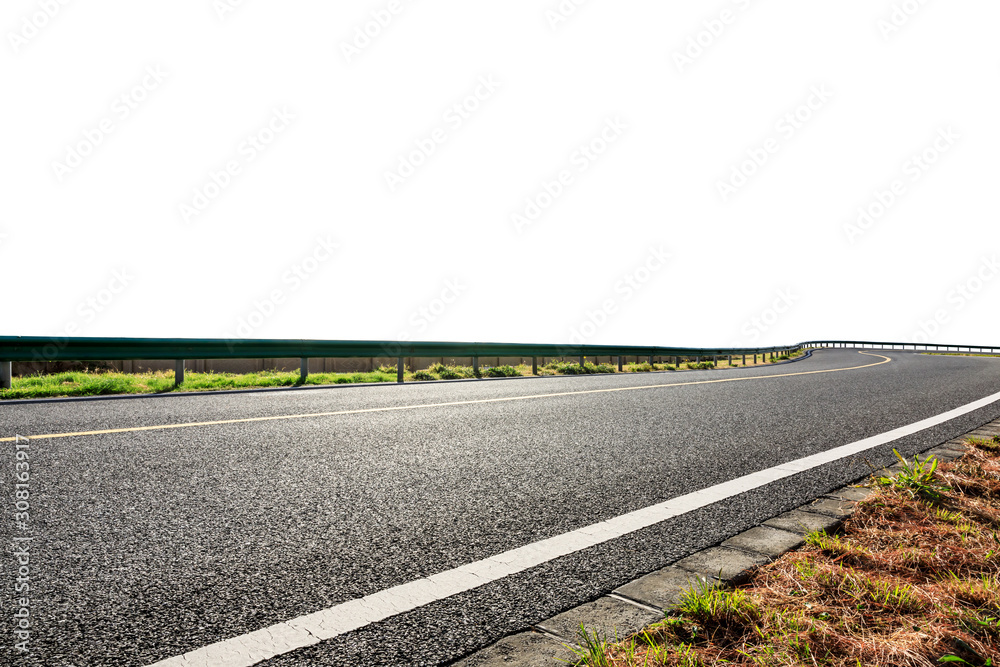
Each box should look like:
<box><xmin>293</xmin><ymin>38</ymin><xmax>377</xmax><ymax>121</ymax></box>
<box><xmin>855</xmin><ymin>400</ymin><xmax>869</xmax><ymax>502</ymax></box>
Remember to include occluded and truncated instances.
<box><xmin>535</xmin><ymin>596</ymin><xmax>662</xmax><ymax>643</ymax></box>
<box><xmin>453</xmin><ymin>631</ymin><xmax>574</xmax><ymax>666</ymax></box>
<box><xmin>872</xmin><ymin>463</ymin><xmax>907</xmax><ymax>478</ymax></box>
<box><xmin>934</xmin><ymin>442</ymin><xmax>969</xmax><ymax>452</ymax></box>
<box><xmin>799</xmin><ymin>497</ymin><xmax>856</xmax><ymax>519</ymax></box>
<box><xmin>763</xmin><ymin>509</ymin><xmax>841</xmax><ymax>536</ymax></box>
<box><xmin>673</xmin><ymin>546</ymin><xmax>770</xmax><ymax>584</ymax></box>
<box><xmin>722</xmin><ymin>525</ymin><xmax>805</xmax><ymax>558</ymax></box>
<box><xmin>923</xmin><ymin>447</ymin><xmax>965</xmax><ymax>462</ymax></box>
<box><xmin>614</xmin><ymin>566</ymin><xmax>717</xmax><ymax>610</ymax></box>
<box><xmin>823</xmin><ymin>485</ymin><xmax>871</xmax><ymax>502</ymax></box>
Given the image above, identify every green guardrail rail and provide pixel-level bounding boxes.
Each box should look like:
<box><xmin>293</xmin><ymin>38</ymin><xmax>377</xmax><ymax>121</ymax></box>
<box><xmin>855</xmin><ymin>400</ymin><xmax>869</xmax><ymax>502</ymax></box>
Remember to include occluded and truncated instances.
<box><xmin>0</xmin><ymin>337</ymin><xmax>996</xmax><ymax>388</ymax></box>
<box><xmin>0</xmin><ymin>336</ymin><xmax>810</xmax><ymax>387</ymax></box>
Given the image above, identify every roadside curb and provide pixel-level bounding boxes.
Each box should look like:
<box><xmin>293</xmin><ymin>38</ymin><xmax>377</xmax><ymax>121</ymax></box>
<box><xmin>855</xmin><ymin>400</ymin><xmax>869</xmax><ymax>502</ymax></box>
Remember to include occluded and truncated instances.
<box><xmin>449</xmin><ymin>417</ymin><xmax>1000</xmax><ymax>666</ymax></box>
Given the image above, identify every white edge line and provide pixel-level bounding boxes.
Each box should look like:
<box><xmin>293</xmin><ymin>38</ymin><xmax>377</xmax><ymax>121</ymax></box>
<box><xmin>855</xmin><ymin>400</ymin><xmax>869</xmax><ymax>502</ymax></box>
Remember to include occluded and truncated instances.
<box><xmin>146</xmin><ymin>388</ymin><xmax>1000</xmax><ymax>667</ymax></box>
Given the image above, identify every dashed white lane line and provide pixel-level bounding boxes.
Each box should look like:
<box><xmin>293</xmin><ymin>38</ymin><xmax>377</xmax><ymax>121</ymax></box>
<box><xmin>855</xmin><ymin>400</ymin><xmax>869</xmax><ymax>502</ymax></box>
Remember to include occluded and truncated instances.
<box><xmin>147</xmin><ymin>368</ymin><xmax>1000</xmax><ymax>666</ymax></box>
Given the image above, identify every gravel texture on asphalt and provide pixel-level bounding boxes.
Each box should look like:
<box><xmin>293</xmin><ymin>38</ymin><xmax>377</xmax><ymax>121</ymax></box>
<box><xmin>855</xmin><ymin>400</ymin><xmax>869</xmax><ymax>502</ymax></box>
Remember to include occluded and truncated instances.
<box><xmin>2</xmin><ymin>350</ymin><xmax>1000</xmax><ymax>666</ymax></box>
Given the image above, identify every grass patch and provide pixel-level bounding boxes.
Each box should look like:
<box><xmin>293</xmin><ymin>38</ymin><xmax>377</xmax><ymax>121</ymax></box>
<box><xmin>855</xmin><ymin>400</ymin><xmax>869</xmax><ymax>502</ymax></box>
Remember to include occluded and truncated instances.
<box><xmin>624</xmin><ymin>362</ymin><xmax>654</xmax><ymax>373</ymax></box>
<box><xmin>0</xmin><ymin>369</ymin><xmax>397</xmax><ymax>399</ymax></box>
<box><xmin>874</xmin><ymin>448</ymin><xmax>946</xmax><ymax>501</ymax></box>
<box><xmin>544</xmin><ymin>360</ymin><xmax>617</xmax><ymax>375</ymax></box>
<box><xmin>924</xmin><ymin>353</ymin><xmax>1000</xmax><ymax>359</ymax></box>
<box><xmin>482</xmin><ymin>364</ymin><xmax>523</xmax><ymax>378</ymax></box>
<box><xmin>684</xmin><ymin>361</ymin><xmax>716</xmax><ymax>370</ymax></box>
<box><xmin>429</xmin><ymin>363</ymin><xmax>478</xmax><ymax>380</ymax></box>
<box><xmin>577</xmin><ymin>439</ymin><xmax>1000</xmax><ymax>666</ymax></box>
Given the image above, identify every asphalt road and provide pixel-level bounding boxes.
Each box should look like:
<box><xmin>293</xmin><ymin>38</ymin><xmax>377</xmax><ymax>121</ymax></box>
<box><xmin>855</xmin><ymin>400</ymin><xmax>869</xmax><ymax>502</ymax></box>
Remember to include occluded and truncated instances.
<box><xmin>3</xmin><ymin>349</ymin><xmax>1000</xmax><ymax>666</ymax></box>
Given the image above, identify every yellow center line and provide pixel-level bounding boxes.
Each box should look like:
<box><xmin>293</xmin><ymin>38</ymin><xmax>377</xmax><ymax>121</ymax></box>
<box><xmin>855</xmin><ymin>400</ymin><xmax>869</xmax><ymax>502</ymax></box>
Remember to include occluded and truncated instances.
<box><xmin>1</xmin><ymin>352</ymin><xmax>891</xmax><ymax>443</ymax></box>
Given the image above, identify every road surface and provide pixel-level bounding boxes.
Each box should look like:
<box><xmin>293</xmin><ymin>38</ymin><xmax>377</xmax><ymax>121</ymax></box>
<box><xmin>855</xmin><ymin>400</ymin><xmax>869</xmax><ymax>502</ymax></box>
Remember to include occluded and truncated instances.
<box><xmin>3</xmin><ymin>349</ymin><xmax>1000</xmax><ymax>666</ymax></box>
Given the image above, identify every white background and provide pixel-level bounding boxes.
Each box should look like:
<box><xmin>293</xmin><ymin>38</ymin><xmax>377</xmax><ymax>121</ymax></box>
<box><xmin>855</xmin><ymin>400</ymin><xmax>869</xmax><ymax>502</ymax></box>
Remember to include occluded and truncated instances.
<box><xmin>3</xmin><ymin>0</ymin><xmax>998</xmax><ymax>348</ymax></box>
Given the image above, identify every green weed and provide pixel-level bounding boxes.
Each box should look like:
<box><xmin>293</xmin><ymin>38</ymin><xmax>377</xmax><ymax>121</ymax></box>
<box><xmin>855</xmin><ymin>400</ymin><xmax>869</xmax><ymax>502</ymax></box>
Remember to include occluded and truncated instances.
<box><xmin>875</xmin><ymin>449</ymin><xmax>945</xmax><ymax>501</ymax></box>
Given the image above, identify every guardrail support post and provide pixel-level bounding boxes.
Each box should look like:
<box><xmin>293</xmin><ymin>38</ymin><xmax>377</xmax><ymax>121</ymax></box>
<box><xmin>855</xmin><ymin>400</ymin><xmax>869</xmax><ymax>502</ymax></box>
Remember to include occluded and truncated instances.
<box><xmin>579</xmin><ymin>356</ymin><xmax>585</xmax><ymax>368</ymax></box>
<box><xmin>473</xmin><ymin>356</ymin><xmax>479</xmax><ymax>376</ymax></box>
<box><xmin>397</xmin><ymin>357</ymin><xmax>404</xmax><ymax>383</ymax></box>
<box><xmin>1</xmin><ymin>362</ymin><xmax>11</xmax><ymax>389</ymax></box>
<box><xmin>532</xmin><ymin>357</ymin><xmax>538</xmax><ymax>375</ymax></box>
<box><xmin>175</xmin><ymin>360</ymin><xmax>185</xmax><ymax>386</ymax></box>
<box><xmin>617</xmin><ymin>356</ymin><xmax>623</xmax><ymax>372</ymax></box>
<box><xmin>753</xmin><ymin>353</ymin><xmax>757</xmax><ymax>364</ymax></box>
<box><xmin>741</xmin><ymin>354</ymin><xmax>746</xmax><ymax>366</ymax></box>
<box><xmin>300</xmin><ymin>358</ymin><xmax>308</xmax><ymax>382</ymax></box>
<box><xmin>648</xmin><ymin>355</ymin><xmax>653</xmax><ymax>366</ymax></box>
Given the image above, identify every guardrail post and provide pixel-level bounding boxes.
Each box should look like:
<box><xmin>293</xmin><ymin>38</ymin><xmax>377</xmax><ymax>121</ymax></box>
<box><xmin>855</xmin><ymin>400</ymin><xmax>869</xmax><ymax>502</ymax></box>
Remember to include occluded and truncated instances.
<box><xmin>753</xmin><ymin>353</ymin><xmax>757</xmax><ymax>364</ymax></box>
<box><xmin>175</xmin><ymin>359</ymin><xmax>185</xmax><ymax>386</ymax></box>
<box><xmin>579</xmin><ymin>356</ymin><xmax>585</xmax><ymax>368</ymax></box>
<box><xmin>617</xmin><ymin>356</ymin><xmax>623</xmax><ymax>372</ymax></box>
<box><xmin>397</xmin><ymin>357</ymin><xmax>404</xmax><ymax>383</ymax></box>
<box><xmin>0</xmin><ymin>362</ymin><xmax>11</xmax><ymax>389</ymax></box>
<box><xmin>647</xmin><ymin>355</ymin><xmax>653</xmax><ymax>366</ymax></box>
<box><xmin>532</xmin><ymin>357</ymin><xmax>538</xmax><ymax>375</ymax></box>
<box><xmin>300</xmin><ymin>358</ymin><xmax>308</xmax><ymax>382</ymax></box>
<box><xmin>473</xmin><ymin>356</ymin><xmax>479</xmax><ymax>376</ymax></box>
<box><xmin>741</xmin><ymin>354</ymin><xmax>746</xmax><ymax>365</ymax></box>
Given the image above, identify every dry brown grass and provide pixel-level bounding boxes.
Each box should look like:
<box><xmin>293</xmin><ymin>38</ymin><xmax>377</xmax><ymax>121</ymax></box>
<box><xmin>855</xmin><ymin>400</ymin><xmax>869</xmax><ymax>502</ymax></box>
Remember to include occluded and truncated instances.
<box><xmin>581</xmin><ymin>438</ymin><xmax>1000</xmax><ymax>667</ymax></box>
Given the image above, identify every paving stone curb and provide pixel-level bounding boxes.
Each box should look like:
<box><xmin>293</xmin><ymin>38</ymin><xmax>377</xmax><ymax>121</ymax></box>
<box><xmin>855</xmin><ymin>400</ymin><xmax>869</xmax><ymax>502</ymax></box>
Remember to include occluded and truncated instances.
<box><xmin>448</xmin><ymin>418</ymin><xmax>999</xmax><ymax>666</ymax></box>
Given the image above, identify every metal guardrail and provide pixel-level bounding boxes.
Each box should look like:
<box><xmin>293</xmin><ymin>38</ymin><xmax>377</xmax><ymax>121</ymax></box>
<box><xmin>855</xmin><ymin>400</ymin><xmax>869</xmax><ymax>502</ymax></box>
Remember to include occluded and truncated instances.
<box><xmin>1</xmin><ymin>337</ymin><xmax>996</xmax><ymax>389</ymax></box>
<box><xmin>0</xmin><ymin>336</ymin><xmax>804</xmax><ymax>388</ymax></box>
<box><xmin>802</xmin><ymin>340</ymin><xmax>1000</xmax><ymax>354</ymax></box>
